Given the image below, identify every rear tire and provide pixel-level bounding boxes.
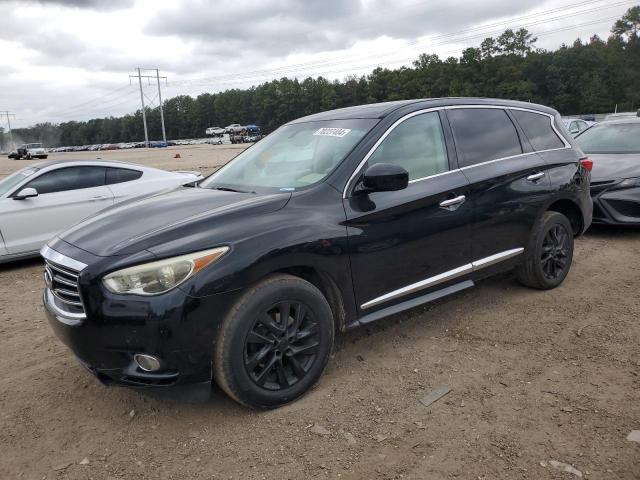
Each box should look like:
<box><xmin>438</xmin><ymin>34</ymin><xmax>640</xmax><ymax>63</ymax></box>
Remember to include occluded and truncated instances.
<box><xmin>517</xmin><ymin>211</ymin><xmax>574</xmax><ymax>290</ymax></box>
<box><xmin>214</xmin><ymin>274</ymin><xmax>334</xmax><ymax>409</ymax></box>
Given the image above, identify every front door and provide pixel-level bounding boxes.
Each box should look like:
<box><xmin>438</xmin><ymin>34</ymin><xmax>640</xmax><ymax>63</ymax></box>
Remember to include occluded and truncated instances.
<box><xmin>0</xmin><ymin>166</ymin><xmax>114</xmax><ymax>254</ymax></box>
<box><xmin>344</xmin><ymin>110</ymin><xmax>472</xmax><ymax>314</ymax></box>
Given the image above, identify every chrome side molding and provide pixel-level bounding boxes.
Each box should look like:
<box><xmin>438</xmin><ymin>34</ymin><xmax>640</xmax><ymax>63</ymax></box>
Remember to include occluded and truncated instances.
<box><xmin>471</xmin><ymin>248</ymin><xmax>524</xmax><ymax>270</ymax></box>
<box><xmin>360</xmin><ymin>247</ymin><xmax>524</xmax><ymax>310</ymax></box>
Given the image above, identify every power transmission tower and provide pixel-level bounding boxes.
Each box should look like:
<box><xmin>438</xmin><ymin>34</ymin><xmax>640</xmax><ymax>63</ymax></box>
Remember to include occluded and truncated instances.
<box><xmin>129</xmin><ymin>68</ymin><xmax>167</xmax><ymax>147</ymax></box>
<box><xmin>156</xmin><ymin>69</ymin><xmax>167</xmax><ymax>144</ymax></box>
<box><xmin>0</xmin><ymin>111</ymin><xmax>16</xmax><ymax>150</ymax></box>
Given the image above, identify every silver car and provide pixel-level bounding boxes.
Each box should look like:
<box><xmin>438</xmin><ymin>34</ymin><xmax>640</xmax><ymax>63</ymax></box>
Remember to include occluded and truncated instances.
<box><xmin>0</xmin><ymin>160</ymin><xmax>202</xmax><ymax>262</ymax></box>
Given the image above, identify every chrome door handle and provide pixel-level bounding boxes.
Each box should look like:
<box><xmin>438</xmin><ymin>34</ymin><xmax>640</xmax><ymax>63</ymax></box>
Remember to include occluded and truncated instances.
<box><xmin>89</xmin><ymin>195</ymin><xmax>108</xmax><ymax>201</ymax></box>
<box><xmin>526</xmin><ymin>172</ymin><xmax>545</xmax><ymax>182</ymax></box>
<box><xmin>439</xmin><ymin>195</ymin><xmax>466</xmax><ymax>210</ymax></box>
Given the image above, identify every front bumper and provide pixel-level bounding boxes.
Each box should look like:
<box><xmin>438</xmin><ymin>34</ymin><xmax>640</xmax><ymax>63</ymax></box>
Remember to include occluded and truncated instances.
<box><xmin>591</xmin><ymin>181</ymin><xmax>640</xmax><ymax>225</ymax></box>
<box><xmin>42</xmin><ymin>244</ymin><xmax>242</xmax><ymax>392</ymax></box>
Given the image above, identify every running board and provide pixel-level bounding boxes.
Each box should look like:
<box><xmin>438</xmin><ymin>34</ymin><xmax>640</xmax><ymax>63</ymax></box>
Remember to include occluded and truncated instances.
<box><xmin>356</xmin><ymin>280</ymin><xmax>474</xmax><ymax>327</ymax></box>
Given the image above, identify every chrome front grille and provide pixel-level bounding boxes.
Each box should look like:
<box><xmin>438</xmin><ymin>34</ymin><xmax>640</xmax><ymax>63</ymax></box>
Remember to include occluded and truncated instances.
<box><xmin>45</xmin><ymin>260</ymin><xmax>85</xmax><ymax>315</ymax></box>
<box><xmin>41</xmin><ymin>245</ymin><xmax>88</xmax><ymax>321</ymax></box>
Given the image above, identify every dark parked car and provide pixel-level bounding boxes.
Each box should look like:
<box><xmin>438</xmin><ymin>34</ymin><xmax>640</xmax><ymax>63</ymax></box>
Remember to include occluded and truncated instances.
<box><xmin>41</xmin><ymin>98</ymin><xmax>592</xmax><ymax>408</ymax></box>
<box><xmin>575</xmin><ymin>118</ymin><xmax>640</xmax><ymax>225</ymax></box>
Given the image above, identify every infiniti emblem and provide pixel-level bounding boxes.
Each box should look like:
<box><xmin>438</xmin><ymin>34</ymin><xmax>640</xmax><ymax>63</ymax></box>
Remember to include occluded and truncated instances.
<box><xmin>44</xmin><ymin>268</ymin><xmax>53</xmax><ymax>289</ymax></box>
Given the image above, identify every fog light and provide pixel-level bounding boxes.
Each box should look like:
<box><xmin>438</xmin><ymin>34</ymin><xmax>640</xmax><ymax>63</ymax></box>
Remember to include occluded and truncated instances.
<box><xmin>134</xmin><ymin>354</ymin><xmax>161</xmax><ymax>372</ymax></box>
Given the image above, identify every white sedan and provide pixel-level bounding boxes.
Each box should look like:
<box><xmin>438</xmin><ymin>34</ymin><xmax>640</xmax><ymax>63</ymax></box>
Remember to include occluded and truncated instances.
<box><xmin>0</xmin><ymin>160</ymin><xmax>202</xmax><ymax>263</ymax></box>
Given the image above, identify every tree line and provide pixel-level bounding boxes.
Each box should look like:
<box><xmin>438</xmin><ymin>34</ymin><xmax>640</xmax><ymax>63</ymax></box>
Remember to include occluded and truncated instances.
<box><xmin>3</xmin><ymin>6</ymin><xmax>639</xmax><ymax>149</ymax></box>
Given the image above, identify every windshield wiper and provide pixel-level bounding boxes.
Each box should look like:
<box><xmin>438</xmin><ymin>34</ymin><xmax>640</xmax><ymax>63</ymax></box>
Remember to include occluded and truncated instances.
<box><xmin>212</xmin><ymin>186</ymin><xmax>255</xmax><ymax>194</ymax></box>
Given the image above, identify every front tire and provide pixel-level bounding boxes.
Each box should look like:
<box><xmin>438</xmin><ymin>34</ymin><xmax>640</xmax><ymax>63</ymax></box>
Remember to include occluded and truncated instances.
<box><xmin>517</xmin><ymin>211</ymin><xmax>574</xmax><ymax>290</ymax></box>
<box><xmin>214</xmin><ymin>274</ymin><xmax>334</xmax><ymax>409</ymax></box>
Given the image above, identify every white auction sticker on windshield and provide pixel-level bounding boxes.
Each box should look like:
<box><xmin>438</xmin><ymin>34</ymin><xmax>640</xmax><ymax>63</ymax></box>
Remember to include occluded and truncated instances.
<box><xmin>313</xmin><ymin>127</ymin><xmax>351</xmax><ymax>138</ymax></box>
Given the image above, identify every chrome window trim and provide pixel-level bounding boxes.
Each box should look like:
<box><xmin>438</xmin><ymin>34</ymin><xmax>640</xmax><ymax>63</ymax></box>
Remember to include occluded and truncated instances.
<box><xmin>408</xmin><ymin>169</ymin><xmax>457</xmax><ymax>184</ymax></box>
<box><xmin>40</xmin><ymin>244</ymin><xmax>88</xmax><ymax>272</ymax></box>
<box><xmin>343</xmin><ymin>104</ymin><xmax>571</xmax><ymax>198</ymax></box>
<box><xmin>360</xmin><ymin>247</ymin><xmax>524</xmax><ymax>310</ymax></box>
<box><xmin>343</xmin><ymin>107</ymin><xmax>443</xmax><ymax>198</ymax></box>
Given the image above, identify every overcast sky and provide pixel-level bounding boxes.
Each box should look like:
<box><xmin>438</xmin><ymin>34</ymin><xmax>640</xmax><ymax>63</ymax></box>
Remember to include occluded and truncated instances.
<box><xmin>0</xmin><ymin>0</ymin><xmax>634</xmax><ymax>128</ymax></box>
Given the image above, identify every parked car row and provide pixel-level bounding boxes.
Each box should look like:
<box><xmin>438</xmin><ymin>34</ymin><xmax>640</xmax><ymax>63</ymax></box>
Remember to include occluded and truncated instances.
<box><xmin>36</xmin><ymin>138</ymin><xmax>230</xmax><ymax>154</ymax></box>
<box><xmin>207</xmin><ymin>124</ymin><xmax>262</xmax><ymax>136</ymax></box>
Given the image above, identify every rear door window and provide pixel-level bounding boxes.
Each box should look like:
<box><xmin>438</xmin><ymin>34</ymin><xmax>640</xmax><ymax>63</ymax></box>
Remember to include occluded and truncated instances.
<box><xmin>447</xmin><ymin>108</ymin><xmax>522</xmax><ymax>167</ymax></box>
<box><xmin>106</xmin><ymin>167</ymin><xmax>143</xmax><ymax>184</ymax></box>
<box><xmin>511</xmin><ymin>110</ymin><xmax>565</xmax><ymax>151</ymax></box>
<box><xmin>25</xmin><ymin>166</ymin><xmax>106</xmax><ymax>195</ymax></box>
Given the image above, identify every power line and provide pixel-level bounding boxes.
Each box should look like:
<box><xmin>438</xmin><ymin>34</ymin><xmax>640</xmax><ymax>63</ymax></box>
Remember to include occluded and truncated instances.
<box><xmin>167</xmin><ymin>0</ymin><xmax>630</xmax><ymax>89</ymax></box>
<box><xmin>164</xmin><ymin>8</ymin><xmax>629</xmax><ymax>92</ymax></box>
<box><xmin>52</xmin><ymin>84</ymin><xmax>133</xmax><ymax>117</ymax></box>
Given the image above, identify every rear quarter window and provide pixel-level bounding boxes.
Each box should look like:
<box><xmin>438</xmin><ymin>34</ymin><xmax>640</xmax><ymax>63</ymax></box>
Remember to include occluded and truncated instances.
<box><xmin>447</xmin><ymin>108</ymin><xmax>523</xmax><ymax>167</ymax></box>
<box><xmin>511</xmin><ymin>110</ymin><xmax>565</xmax><ymax>151</ymax></box>
<box><xmin>106</xmin><ymin>167</ymin><xmax>143</xmax><ymax>184</ymax></box>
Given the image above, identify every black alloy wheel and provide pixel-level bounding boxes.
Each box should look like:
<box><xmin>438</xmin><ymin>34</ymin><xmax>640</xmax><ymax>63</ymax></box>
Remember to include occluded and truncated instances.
<box><xmin>244</xmin><ymin>301</ymin><xmax>320</xmax><ymax>391</ymax></box>
<box><xmin>214</xmin><ymin>274</ymin><xmax>334</xmax><ymax>409</ymax></box>
<box><xmin>540</xmin><ymin>224</ymin><xmax>571</xmax><ymax>280</ymax></box>
<box><xmin>516</xmin><ymin>211</ymin><xmax>574</xmax><ymax>290</ymax></box>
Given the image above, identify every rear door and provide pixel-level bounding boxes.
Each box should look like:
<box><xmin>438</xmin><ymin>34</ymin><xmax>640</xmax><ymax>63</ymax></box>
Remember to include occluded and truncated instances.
<box><xmin>445</xmin><ymin>107</ymin><xmax>554</xmax><ymax>268</ymax></box>
<box><xmin>344</xmin><ymin>110</ymin><xmax>473</xmax><ymax>314</ymax></box>
<box><xmin>1</xmin><ymin>166</ymin><xmax>113</xmax><ymax>254</ymax></box>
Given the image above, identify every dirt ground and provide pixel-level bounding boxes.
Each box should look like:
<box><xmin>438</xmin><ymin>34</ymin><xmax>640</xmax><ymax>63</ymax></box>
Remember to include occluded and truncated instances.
<box><xmin>0</xmin><ymin>146</ymin><xmax>639</xmax><ymax>479</ymax></box>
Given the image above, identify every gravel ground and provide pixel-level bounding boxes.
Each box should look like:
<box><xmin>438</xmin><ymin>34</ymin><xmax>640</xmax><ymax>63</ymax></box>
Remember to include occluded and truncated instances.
<box><xmin>0</xmin><ymin>146</ymin><xmax>638</xmax><ymax>479</ymax></box>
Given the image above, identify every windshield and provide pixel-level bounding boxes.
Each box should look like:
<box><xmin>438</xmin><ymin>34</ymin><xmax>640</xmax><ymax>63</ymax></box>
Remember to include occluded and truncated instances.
<box><xmin>576</xmin><ymin>122</ymin><xmax>640</xmax><ymax>154</ymax></box>
<box><xmin>0</xmin><ymin>167</ymin><xmax>39</xmax><ymax>197</ymax></box>
<box><xmin>201</xmin><ymin>119</ymin><xmax>378</xmax><ymax>192</ymax></box>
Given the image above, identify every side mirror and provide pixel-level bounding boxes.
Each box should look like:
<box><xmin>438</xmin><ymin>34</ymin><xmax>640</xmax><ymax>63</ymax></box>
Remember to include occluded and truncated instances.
<box><xmin>13</xmin><ymin>187</ymin><xmax>39</xmax><ymax>200</ymax></box>
<box><xmin>358</xmin><ymin>163</ymin><xmax>409</xmax><ymax>193</ymax></box>
<box><xmin>570</xmin><ymin>128</ymin><xmax>579</xmax><ymax>134</ymax></box>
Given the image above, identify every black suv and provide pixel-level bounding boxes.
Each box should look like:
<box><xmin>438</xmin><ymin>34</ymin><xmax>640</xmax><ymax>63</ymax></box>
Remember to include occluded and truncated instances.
<box><xmin>42</xmin><ymin>98</ymin><xmax>592</xmax><ymax>408</ymax></box>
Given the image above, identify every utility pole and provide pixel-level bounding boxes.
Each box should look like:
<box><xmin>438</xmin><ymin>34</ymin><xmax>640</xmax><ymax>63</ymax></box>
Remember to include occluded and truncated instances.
<box><xmin>0</xmin><ymin>111</ymin><xmax>16</xmax><ymax>150</ymax></box>
<box><xmin>156</xmin><ymin>69</ymin><xmax>167</xmax><ymax>144</ymax></box>
<box><xmin>129</xmin><ymin>68</ymin><xmax>167</xmax><ymax>147</ymax></box>
<box><xmin>130</xmin><ymin>68</ymin><xmax>149</xmax><ymax>147</ymax></box>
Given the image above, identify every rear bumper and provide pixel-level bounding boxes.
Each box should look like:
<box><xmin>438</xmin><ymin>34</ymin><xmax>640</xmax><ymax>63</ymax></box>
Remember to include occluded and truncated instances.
<box><xmin>591</xmin><ymin>185</ymin><xmax>640</xmax><ymax>225</ymax></box>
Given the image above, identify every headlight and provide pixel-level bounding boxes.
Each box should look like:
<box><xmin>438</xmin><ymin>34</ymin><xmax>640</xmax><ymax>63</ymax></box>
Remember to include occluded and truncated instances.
<box><xmin>617</xmin><ymin>177</ymin><xmax>640</xmax><ymax>189</ymax></box>
<box><xmin>102</xmin><ymin>247</ymin><xmax>229</xmax><ymax>295</ymax></box>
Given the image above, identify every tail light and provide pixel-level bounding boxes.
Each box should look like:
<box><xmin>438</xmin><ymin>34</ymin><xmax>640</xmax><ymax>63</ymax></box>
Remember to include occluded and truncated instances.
<box><xmin>580</xmin><ymin>158</ymin><xmax>593</xmax><ymax>172</ymax></box>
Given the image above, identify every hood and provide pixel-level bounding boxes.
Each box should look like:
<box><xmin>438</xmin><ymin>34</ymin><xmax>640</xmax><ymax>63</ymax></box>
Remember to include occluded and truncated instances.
<box><xmin>589</xmin><ymin>153</ymin><xmax>640</xmax><ymax>182</ymax></box>
<box><xmin>59</xmin><ymin>187</ymin><xmax>290</xmax><ymax>256</ymax></box>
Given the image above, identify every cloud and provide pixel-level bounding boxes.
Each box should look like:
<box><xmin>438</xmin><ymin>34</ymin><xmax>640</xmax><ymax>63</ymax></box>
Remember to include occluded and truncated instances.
<box><xmin>0</xmin><ymin>0</ymin><xmax>630</xmax><ymax>128</ymax></box>
<box><xmin>145</xmin><ymin>0</ymin><xmax>542</xmax><ymax>60</ymax></box>
<box><xmin>19</xmin><ymin>0</ymin><xmax>135</xmax><ymax>10</ymax></box>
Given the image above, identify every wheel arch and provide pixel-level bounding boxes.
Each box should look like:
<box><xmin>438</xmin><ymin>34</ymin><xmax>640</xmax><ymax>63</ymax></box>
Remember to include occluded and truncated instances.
<box><xmin>271</xmin><ymin>266</ymin><xmax>348</xmax><ymax>332</ymax></box>
<box><xmin>546</xmin><ymin>198</ymin><xmax>585</xmax><ymax>236</ymax></box>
